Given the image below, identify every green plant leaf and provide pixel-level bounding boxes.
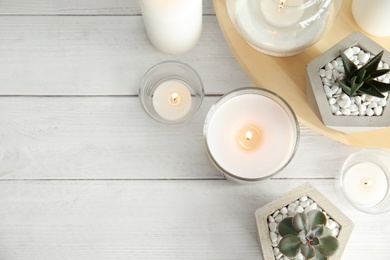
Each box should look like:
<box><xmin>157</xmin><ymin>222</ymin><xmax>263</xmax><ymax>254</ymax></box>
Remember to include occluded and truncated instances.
<box><xmin>301</xmin><ymin>244</ymin><xmax>316</xmax><ymax>259</ymax></box>
<box><xmin>311</xmin><ymin>225</ymin><xmax>324</xmax><ymax>237</ymax></box>
<box><xmin>279</xmin><ymin>235</ymin><xmax>303</xmax><ymax>258</ymax></box>
<box><xmin>368</xmin><ymin>69</ymin><xmax>390</xmax><ymax>79</ymax></box>
<box><xmin>279</xmin><ymin>217</ymin><xmax>299</xmax><ymax>237</ymax></box>
<box><xmin>317</xmin><ymin>236</ymin><xmax>339</xmax><ymax>257</ymax></box>
<box><xmin>338</xmin><ymin>80</ymin><xmax>353</xmax><ymax>96</ymax></box>
<box><xmin>356</xmin><ymin>69</ymin><xmax>366</xmax><ymax>83</ymax></box>
<box><xmin>293</xmin><ymin>213</ymin><xmax>309</xmax><ymax>233</ymax></box>
<box><xmin>340</xmin><ymin>51</ymin><xmax>358</xmax><ymax>79</ymax></box>
<box><xmin>367</xmin><ymin>80</ymin><xmax>390</xmax><ymax>93</ymax></box>
<box><xmin>307</xmin><ymin>210</ymin><xmax>327</xmax><ymax>227</ymax></box>
<box><xmin>310</xmin><ymin>236</ymin><xmax>320</xmax><ymax>246</ymax></box>
<box><xmin>313</xmin><ymin>249</ymin><xmax>328</xmax><ymax>260</ymax></box>
<box><xmin>359</xmin><ymin>50</ymin><xmax>384</xmax><ymax>75</ymax></box>
<box><xmin>350</xmin><ymin>76</ymin><xmax>364</xmax><ymax>96</ymax></box>
<box><xmin>359</xmin><ymin>84</ymin><xmax>385</xmax><ymax>98</ymax></box>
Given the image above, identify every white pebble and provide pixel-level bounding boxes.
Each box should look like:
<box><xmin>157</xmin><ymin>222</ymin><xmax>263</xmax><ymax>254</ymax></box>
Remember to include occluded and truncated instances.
<box><xmin>325</xmin><ymin>69</ymin><xmax>333</xmax><ymax>80</ymax></box>
<box><xmin>329</xmin><ymin>98</ymin><xmax>336</xmax><ymax>105</ymax></box>
<box><xmin>325</xmin><ymin>63</ymin><xmax>333</xmax><ymax>70</ymax></box>
<box><xmin>275</xmin><ymin>214</ymin><xmax>283</xmax><ymax>223</ymax></box>
<box><xmin>300</xmin><ymin>200</ymin><xmax>311</xmax><ymax>208</ymax></box>
<box><xmin>332</xmin><ymin>228</ymin><xmax>340</xmax><ymax>237</ymax></box>
<box><xmin>379</xmin><ymin>61</ymin><xmax>384</xmax><ymax>68</ymax></box>
<box><xmin>280</xmin><ymin>207</ymin><xmax>288</xmax><ymax>215</ymax></box>
<box><xmin>343</xmin><ymin>48</ymin><xmax>353</xmax><ymax>59</ymax></box>
<box><xmin>354</xmin><ymin>96</ymin><xmax>362</xmax><ymax>104</ymax></box>
<box><xmin>366</xmin><ymin>109</ymin><xmax>374</xmax><ymax>116</ymax></box>
<box><xmin>288</xmin><ymin>203</ymin><xmax>297</xmax><ymax>212</ymax></box>
<box><xmin>268</xmin><ymin>216</ymin><xmax>275</xmax><ymax>223</ymax></box>
<box><xmin>349</xmin><ymin>104</ymin><xmax>358</xmax><ymax>112</ymax></box>
<box><xmin>362</xmin><ymin>101</ymin><xmax>371</xmax><ymax>106</ymax></box>
<box><xmin>341</xmin><ymin>108</ymin><xmax>351</xmax><ymax>116</ymax></box>
<box><xmin>368</xmin><ymin>102</ymin><xmax>377</xmax><ymax>109</ymax></box>
<box><xmin>304</xmin><ymin>203</ymin><xmax>318</xmax><ymax>214</ymax></box>
<box><xmin>270</xmin><ymin>232</ymin><xmax>278</xmax><ymax>242</ymax></box>
<box><xmin>366</xmin><ymin>95</ymin><xmax>375</xmax><ymax>102</ymax></box>
<box><xmin>272</xmin><ymin>210</ymin><xmax>279</xmax><ymax>218</ymax></box>
<box><xmin>324</xmin><ymin>85</ymin><xmax>332</xmax><ymax>98</ymax></box>
<box><xmin>383</xmin><ymin>78</ymin><xmax>390</xmax><ymax>84</ymax></box>
<box><xmin>272</xmin><ymin>242</ymin><xmax>278</xmax><ymax>247</ymax></box>
<box><xmin>330</xmin><ymin>85</ymin><xmax>339</xmax><ymax>94</ymax></box>
<box><xmin>274</xmin><ymin>248</ymin><xmax>280</xmax><ymax>255</ymax></box>
<box><xmin>332</xmin><ymin>70</ymin><xmax>340</xmax><ymax>80</ymax></box>
<box><xmin>351</xmin><ymin>111</ymin><xmax>359</xmax><ymax>116</ymax></box>
<box><xmin>384</xmin><ymin>63</ymin><xmax>389</xmax><ymax>69</ymax></box>
<box><xmin>295</xmin><ymin>206</ymin><xmax>304</xmax><ymax>213</ymax></box>
<box><xmin>335</xmin><ymin>66</ymin><xmax>345</xmax><ymax>73</ymax></box>
<box><xmin>276</xmin><ymin>253</ymin><xmax>283</xmax><ymax>260</ymax></box>
<box><xmin>327</xmin><ymin>220</ymin><xmax>336</xmax><ymax>229</ymax></box>
<box><xmin>359</xmin><ymin>110</ymin><xmax>366</xmax><ymax>116</ymax></box>
<box><xmin>330</xmin><ymin>104</ymin><xmax>338</xmax><ymax>114</ymax></box>
<box><xmin>352</xmin><ymin>46</ymin><xmax>361</xmax><ymax>54</ymax></box>
<box><xmin>319</xmin><ymin>69</ymin><xmax>326</xmax><ymax>77</ymax></box>
<box><xmin>336</xmin><ymin>57</ymin><xmax>343</xmax><ymax>65</ymax></box>
<box><xmin>378</xmin><ymin>99</ymin><xmax>387</xmax><ymax>106</ymax></box>
<box><xmin>269</xmin><ymin>222</ymin><xmax>278</xmax><ymax>232</ymax></box>
<box><xmin>358</xmin><ymin>52</ymin><xmax>369</xmax><ymax>63</ymax></box>
<box><xmin>375</xmin><ymin>106</ymin><xmax>383</xmax><ymax>116</ymax></box>
<box><xmin>299</xmin><ymin>196</ymin><xmax>308</xmax><ymax>202</ymax></box>
<box><xmin>337</xmin><ymin>98</ymin><xmax>351</xmax><ymax>108</ymax></box>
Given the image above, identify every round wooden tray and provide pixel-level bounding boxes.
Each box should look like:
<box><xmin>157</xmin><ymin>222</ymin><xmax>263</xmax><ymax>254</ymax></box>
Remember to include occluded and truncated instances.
<box><xmin>213</xmin><ymin>0</ymin><xmax>390</xmax><ymax>148</ymax></box>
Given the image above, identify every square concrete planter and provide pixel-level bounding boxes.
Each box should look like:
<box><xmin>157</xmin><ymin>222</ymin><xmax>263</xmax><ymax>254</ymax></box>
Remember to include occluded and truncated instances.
<box><xmin>255</xmin><ymin>182</ymin><xmax>353</xmax><ymax>260</ymax></box>
<box><xmin>306</xmin><ymin>31</ymin><xmax>390</xmax><ymax>133</ymax></box>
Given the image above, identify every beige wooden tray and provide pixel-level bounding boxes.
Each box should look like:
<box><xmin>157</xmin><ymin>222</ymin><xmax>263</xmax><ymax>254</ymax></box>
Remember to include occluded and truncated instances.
<box><xmin>213</xmin><ymin>0</ymin><xmax>390</xmax><ymax>148</ymax></box>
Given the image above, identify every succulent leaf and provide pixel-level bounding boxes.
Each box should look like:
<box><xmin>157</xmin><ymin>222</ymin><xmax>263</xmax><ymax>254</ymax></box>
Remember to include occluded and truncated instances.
<box><xmin>307</xmin><ymin>210</ymin><xmax>327</xmax><ymax>227</ymax></box>
<box><xmin>313</xmin><ymin>249</ymin><xmax>328</xmax><ymax>260</ymax></box>
<box><xmin>340</xmin><ymin>51</ymin><xmax>357</xmax><ymax>79</ymax></box>
<box><xmin>278</xmin><ymin>217</ymin><xmax>299</xmax><ymax>237</ymax></box>
<box><xmin>279</xmin><ymin>235</ymin><xmax>303</xmax><ymax>258</ymax></box>
<box><xmin>311</xmin><ymin>225</ymin><xmax>325</xmax><ymax>237</ymax></box>
<box><xmin>337</xmin><ymin>49</ymin><xmax>390</xmax><ymax>97</ymax></box>
<box><xmin>293</xmin><ymin>213</ymin><xmax>309</xmax><ymax>233</ymax></box>
<box><xmin>317</xmin><ymin>236</ymin><xmax>339</xmax><ymax>257</ymax></box>
<box><xmin>301</xmin><ymin>244</ymin><xmax>316</xmax><ymax>259</ymax></box>
<box><xmin>310</xmin><ymin>236</ymin><xmax>320</xmax><ymax>246</ymax></box>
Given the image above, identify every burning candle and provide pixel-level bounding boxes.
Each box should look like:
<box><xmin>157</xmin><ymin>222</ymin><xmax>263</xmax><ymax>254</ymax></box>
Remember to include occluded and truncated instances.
<box><xmin>339</xmin><ymin>149</ymin><xmax>390</xmax><ymax>213</ymax></box>
<box><xmin>152</xmin><ymin>80</ymin><xmax>192</xmax><ymax>121</ymax></box>
<box><xmin>139</xmin><ymin>61</ymin><xmax>204</xmax><ymax>124</ymax></box>
<box><xmin>138</xmin><ymin>0</ymin><xmax>202</xmax><ymax>54</ymax></box>
<box><xmin>261</xmin><ymin>0</ymin><xmax>305</xmax><ymax>28</ymax></box>
<box><xmin>204</xmin><ymin>88</ymin><xmax>299</xmax><ymax>182</ymax></box>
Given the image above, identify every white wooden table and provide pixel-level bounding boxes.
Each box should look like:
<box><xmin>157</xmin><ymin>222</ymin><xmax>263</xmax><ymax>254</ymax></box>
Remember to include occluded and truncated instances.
<box><xmin>0</xmin><ymin>1</ymin><xmax>388</xmax><ymax>259</ymax></box>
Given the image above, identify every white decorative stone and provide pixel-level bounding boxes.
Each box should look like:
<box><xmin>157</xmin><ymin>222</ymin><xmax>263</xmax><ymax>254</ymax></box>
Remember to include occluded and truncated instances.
<box><xmin>375</xmin><ymin>106</ymin><xmax>383</xmax><ymax>116</ymax></box>
<box><xmin>270</xmin><ymin>232</ymin><xmax>277</xmax><ymax>242</ymax></box>
<box><xmin>337</xmin><ymin>98</ymin><xmax>351</xmax><ymax>108</ymax></box>
<box><xmin>287</xmin><ymin>203</ymin><xmax>297</xmax><ymax>212</ymax></box>
<box><xmin>269</xmin><ymin>222</ymin><xmax>278</xmax><ymax>232</ymax></box>
<box><xmin>274</xmin><ymin>214</ymin><xmax>283</xmax><ymax>223</ymax></box>
<box><xmin>280</xmin><ymin>207</ymin><xmax>288</xmax><ymax>215</ymax></box>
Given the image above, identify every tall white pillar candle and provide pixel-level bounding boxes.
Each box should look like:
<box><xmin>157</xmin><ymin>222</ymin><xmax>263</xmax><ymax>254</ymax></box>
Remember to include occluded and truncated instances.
<box><xmin>138</xmin><ymin>0</ymin><xmax>202</xmax><ymax>54</ymax></box>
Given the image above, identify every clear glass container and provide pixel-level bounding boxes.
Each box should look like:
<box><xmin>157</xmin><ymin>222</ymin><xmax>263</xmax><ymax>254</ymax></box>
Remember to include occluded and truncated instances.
<box><xmin>204</xmin><ymin>87</ymin><xmax>300</xmax><ymax>182</ymax></box>
<box><xmin>139</xmin><ymin>61</ymin><xmax>204</xmax><ymax>125</ymax></box>
<box><xmin>337</xmin><ymin>148</ymin><xmax>390</xmax><ymax>214</ymax></box>
<box><xmin>226</xmin><ymin>0</ymin><xmax>342</xmax><ymax>57</ymax></box>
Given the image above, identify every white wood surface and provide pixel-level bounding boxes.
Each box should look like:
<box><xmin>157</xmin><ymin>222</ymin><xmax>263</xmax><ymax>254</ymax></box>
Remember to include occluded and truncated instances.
<box><xmin>0</xmin><ymin>1</ymin><xmax>388</xmax><ymax>259</ymax></box>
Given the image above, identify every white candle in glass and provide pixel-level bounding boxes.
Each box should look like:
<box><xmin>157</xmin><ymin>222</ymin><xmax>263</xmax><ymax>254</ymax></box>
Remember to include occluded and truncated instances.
<box><xmin>343</xmin><ymin>162</ymin><xmax>388</xmax><ymax>208</ymax></box>
<box><xmin>205</xmin><ymin>91</ymin><xmax>297</xmax><ymax>180</ymax></box>
<box><xmin>261</xmin><ymin>0</ymin><xmax>304</xmax><ymax>28</ymax></box>
<box><xmin>152</xmin><ymin>80</ymin><xmax>192</xmax><ymax>121</ymax></box>
<box><xmin>138</xmin><ymin>0</ymin><xmax>202</xmax><ymax>54</ymax></box>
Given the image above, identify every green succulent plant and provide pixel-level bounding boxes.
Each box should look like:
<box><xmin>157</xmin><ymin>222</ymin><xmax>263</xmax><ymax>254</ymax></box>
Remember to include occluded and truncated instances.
<box><xmin>278</xmin><ymin>210</ymin><xmax>339</xmax><ymax>260</ymax></box>
<box><xmin>337</xmin><ymin>50</ymin><xmax>390</xmax><ymax>98</ymax></box>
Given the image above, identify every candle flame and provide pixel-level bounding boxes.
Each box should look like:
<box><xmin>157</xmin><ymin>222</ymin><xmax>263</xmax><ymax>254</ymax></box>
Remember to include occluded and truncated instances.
<box><xmin>245</xmin><ymin>131</ymin><xmax>253</xmax><ymax>141</ymax></box>
<box><xmin>171</xmin><ymin>92</ymin><xmax>179</xmax><ymax>102</ymax></box>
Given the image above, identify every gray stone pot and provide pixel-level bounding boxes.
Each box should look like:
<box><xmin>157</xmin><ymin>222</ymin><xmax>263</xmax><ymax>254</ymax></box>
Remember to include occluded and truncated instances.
<box><xmin>306</xmin><ymin>32</ymin><xmax>390</xmax><ymax>133</ymax></box>
<box><xmin>255</xmin><ymin>182</ymin><xmax>353</xmax><ymax>260</ymax></box>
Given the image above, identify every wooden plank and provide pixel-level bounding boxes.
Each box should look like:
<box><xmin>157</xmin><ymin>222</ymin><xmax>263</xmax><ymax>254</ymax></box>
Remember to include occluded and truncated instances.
<box><xmin>0</xmin><ymin>16</ymin><xmax>251</xmax><ymax>95</ymax></box>
<box><xmin>213</xmin><ymin>0</ymin><xmax>390</xmax><ymax>148</ymax></box>
<box><xmin>0</xmin><ymin>0</ymin><xmax>215</xmax><ymax>15</ymax></box>
<box><xmin>0</xmin><ymin>179</ymin><xmax>386</xmax><ymax>259</ymax></box>
<box><xmin>0</xmin><ymin>96</ymin><xmax>356</xmax><ymax>180</ymax></box>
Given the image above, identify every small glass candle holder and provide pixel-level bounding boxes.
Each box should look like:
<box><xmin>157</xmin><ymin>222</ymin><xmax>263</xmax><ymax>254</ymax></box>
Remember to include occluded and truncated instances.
<box><xmin>226</xmin><ymin>0</ymin><xmax>342</xmax><ymax>57</ymax></box>
<box><xmin>204</xmin><ymin>87</ymin><xmax>300</xmax><ymax>182</ymax></box>
<box><xmin>139</xmin><ymin>61</ymin><xmax>204</xmax><ymax>125</ymax></box>
<box><xmin>337</xmin><ymin>148</ymin><xmax>390</xmax><ymax>214</ymax></box>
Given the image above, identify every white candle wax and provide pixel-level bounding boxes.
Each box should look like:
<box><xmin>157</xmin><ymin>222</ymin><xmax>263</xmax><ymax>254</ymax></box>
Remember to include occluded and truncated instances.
<box><xmin>138</xmin><ymin>0</ymin><xmax>202</xmax><ymax>54</ymax></box>
<box><xmin>261</xmin><ymin>0</ymin><xmax>304</xmax><ymax>28</ymax></box>
<box><xmin>152</xmin><ymin>80</ymin><xmax>192</xmax><ymax>121</ymax></box>
<box><xmin>343</xmin><ymin>162</ymin><xmax>388</xmax><ymax>208</ymax></box>
<box><xmin>206</xmin><ymin>93</ymin><xmax>296</xmax><ymax>179</ymax></box>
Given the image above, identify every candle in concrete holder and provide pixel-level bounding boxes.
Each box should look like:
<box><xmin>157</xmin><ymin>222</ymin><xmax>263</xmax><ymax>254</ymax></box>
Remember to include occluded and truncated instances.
<box><xmin>138</xmin><ymin>0</ymin><xmax>202</xmax><ymax>54</ymax></box>
<box><xmin>204</xmin><ymin>88</ymin><xmax>300</xmax><ymax>182</ymax></box>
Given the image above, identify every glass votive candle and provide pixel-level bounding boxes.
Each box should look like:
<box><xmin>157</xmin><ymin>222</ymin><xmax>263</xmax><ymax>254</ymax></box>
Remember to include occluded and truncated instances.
<box><xmin>204</xmin><ymin>87</ymin><xmax>300</xmax><ymax>182</ymax></box>
<box><xmin>226</xmin><ymin>0</ymin><xmax>342</xmax><ymax>57</ymax></box>
<box><xmin>139</xmin><ymin>61</ymin><xmax>204</xmax><ymax>125</ymax></box>
<box><xmin>337</xmin><ymin>148</ymin><xmax>390</xmax><ymax>214</ymax></box>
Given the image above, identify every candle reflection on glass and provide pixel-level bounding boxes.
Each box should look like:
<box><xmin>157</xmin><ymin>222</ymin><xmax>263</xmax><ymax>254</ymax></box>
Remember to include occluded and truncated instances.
<box><xmin>261</xmin><ymin>0</ymin><xmax>305</xmax><ymax>28</ymax></box>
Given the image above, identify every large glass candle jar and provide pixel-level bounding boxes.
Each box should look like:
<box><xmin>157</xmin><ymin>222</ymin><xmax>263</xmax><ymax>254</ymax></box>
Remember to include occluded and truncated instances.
<box><xmin>204</xmin><ymin>88</ymin><xmax>300</xmax><ymax>182</ymax></box>
<box><xmin>226</xmin><ymin>0</ymin><xmax>341</xmax><ymax>57</ymax></box>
